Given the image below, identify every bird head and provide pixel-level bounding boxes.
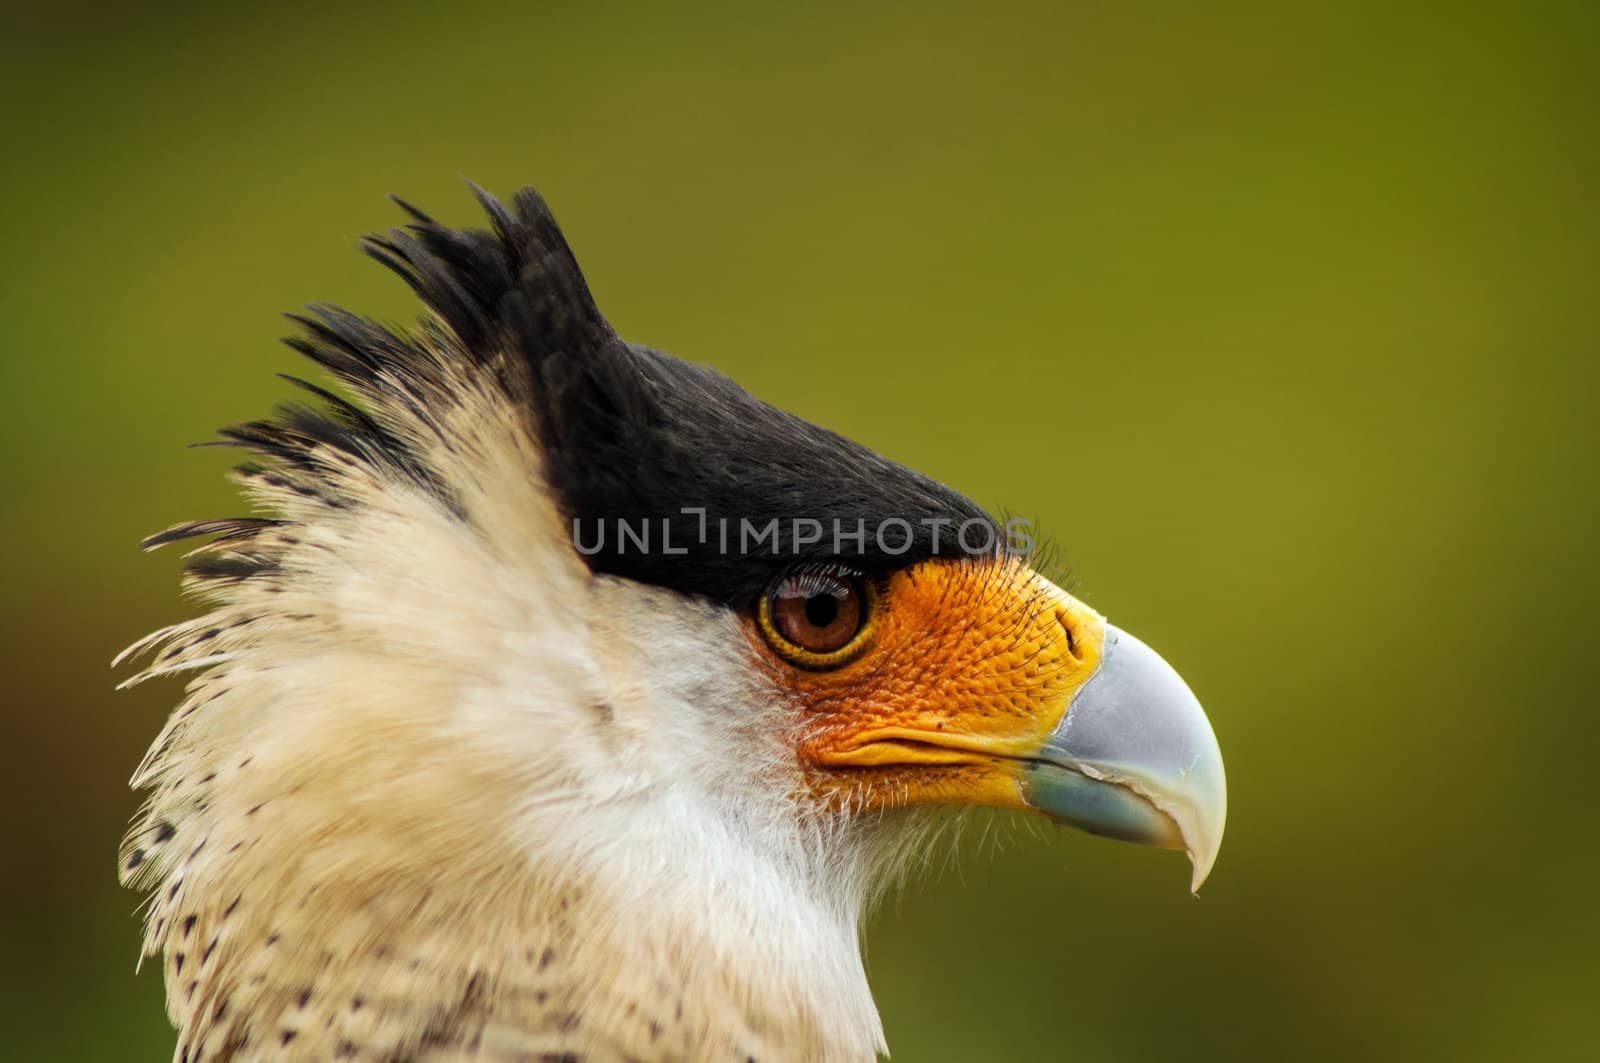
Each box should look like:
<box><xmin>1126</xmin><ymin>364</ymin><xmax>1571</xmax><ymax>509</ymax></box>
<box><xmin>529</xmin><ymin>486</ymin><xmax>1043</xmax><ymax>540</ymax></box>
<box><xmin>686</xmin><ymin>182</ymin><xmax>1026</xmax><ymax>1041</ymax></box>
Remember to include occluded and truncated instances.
<box><xmin>121</xmin><ymin>187</ymin><xmax>1225</xmax><ymax>1060</ymax></box>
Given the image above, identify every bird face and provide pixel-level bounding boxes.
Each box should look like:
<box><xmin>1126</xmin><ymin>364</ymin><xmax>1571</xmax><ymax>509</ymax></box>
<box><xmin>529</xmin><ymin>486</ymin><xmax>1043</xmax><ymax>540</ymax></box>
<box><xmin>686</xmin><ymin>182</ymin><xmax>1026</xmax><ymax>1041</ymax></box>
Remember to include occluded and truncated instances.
<box><xmin>773</xmin><ymin>558</ymin><xmax>1095</xmax><ymax>814</ymax></box>
<box><xmin>121</xmin><ymin>186</ymin><xmax>1226</xmax><ymax>1060</ymax></box>
<box><xmin>748</xmin><ymin>553</ymin><xmax>1223</xmax><ymax>889</ymax></box>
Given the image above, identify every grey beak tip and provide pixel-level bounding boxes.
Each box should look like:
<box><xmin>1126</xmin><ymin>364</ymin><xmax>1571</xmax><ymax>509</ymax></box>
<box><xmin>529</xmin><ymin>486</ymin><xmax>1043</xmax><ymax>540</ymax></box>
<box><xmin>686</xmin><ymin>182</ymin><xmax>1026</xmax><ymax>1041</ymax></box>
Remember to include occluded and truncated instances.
<box><xmin>1032</xmin><ymin>623</ymin><xmax>1227</xmax><ymax>890</ymax></box>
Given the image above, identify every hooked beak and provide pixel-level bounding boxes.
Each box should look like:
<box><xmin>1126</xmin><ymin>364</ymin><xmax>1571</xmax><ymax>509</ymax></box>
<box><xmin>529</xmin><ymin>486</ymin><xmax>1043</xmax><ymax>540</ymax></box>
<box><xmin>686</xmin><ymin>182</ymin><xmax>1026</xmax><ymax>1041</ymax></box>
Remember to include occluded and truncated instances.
<box><xmin>1020</xmin><ymin>624</ymin><xmax>1227</xmax><ymax>892</ymax></box>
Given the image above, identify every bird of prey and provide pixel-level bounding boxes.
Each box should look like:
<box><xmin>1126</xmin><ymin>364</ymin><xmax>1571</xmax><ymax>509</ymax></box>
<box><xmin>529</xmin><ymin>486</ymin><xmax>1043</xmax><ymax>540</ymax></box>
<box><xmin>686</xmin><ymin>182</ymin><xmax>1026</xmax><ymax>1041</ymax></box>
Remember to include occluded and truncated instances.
<box><xmin>119</xmin><ymin>186</ymin><xmax>1226</xmax><ymax>1062</ymax></box>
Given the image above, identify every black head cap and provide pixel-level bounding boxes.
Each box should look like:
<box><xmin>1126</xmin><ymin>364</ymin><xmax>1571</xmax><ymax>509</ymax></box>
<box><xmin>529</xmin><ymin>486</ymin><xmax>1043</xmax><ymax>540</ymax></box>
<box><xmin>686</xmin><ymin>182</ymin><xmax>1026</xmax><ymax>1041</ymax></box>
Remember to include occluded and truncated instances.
<box><xmin>355</xmin><ymin>186</ymin><xmax>1005</xmax><ymax>607</ymax></box>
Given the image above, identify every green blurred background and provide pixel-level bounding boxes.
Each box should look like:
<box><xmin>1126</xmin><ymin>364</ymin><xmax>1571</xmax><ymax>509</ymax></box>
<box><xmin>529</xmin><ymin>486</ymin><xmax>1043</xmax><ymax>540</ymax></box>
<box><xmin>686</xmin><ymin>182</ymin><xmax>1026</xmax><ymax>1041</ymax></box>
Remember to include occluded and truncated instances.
<box><xmin>3</xmin><ymin>1</ymin><xmax>1595</xmax><ymax>1059</ymax></box>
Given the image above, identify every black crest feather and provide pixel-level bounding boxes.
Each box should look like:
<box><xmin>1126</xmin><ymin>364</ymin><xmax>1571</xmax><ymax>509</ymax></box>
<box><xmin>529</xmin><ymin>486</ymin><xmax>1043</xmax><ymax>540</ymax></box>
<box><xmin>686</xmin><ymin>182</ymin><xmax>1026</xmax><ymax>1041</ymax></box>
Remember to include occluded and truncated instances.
<box><xmin>207</xmin><ymin>185</ymin><xmax>1003</xmax><ymax>607</ymax></box>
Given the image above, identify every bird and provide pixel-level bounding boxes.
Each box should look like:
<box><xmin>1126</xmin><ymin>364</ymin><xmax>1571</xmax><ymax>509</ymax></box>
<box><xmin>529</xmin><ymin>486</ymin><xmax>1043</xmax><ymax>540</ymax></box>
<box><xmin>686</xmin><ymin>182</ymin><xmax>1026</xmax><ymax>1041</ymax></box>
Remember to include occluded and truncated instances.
<box><xmin>119</xmin><ymin>185</ymin><xmax>1226</xmax><ymax>1062</ymax></box>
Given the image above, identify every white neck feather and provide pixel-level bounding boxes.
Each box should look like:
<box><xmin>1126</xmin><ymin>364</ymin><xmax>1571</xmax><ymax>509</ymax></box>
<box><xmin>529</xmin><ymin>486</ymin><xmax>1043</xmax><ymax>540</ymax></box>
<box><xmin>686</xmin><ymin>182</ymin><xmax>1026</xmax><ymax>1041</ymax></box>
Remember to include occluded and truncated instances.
<box><xmin>123</xmin><ymin>393</ymin><xmax>889</xmax><ymax>1059</ymax></box>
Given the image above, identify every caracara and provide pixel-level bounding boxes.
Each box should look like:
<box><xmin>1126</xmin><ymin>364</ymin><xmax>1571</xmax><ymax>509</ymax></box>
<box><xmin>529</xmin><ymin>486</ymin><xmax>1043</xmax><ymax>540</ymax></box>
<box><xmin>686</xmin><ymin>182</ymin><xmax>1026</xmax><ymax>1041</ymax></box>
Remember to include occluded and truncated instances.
<box><xmin>119</xmin><ymin>186</ymin><xmax>1226</xmax><ymax>1062</ymax></box>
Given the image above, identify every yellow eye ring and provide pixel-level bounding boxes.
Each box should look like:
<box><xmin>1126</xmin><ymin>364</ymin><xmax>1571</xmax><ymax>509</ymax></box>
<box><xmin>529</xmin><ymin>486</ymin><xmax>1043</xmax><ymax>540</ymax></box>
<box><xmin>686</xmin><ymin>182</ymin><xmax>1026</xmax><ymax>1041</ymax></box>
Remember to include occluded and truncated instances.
<box><xmin>757</xmin><ymin>566</ymin><xmax>878</xmax><ymax>669</ymax></box>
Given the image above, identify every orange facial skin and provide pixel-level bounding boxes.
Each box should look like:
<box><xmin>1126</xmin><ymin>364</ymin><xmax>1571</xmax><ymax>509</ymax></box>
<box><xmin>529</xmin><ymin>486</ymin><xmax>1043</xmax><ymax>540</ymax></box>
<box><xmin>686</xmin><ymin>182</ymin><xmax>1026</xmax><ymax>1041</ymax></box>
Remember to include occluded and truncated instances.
<box><xmin>750</xmin><ymin>555</ymin><xmax>1107</xmax><ymax>815</ymax></box>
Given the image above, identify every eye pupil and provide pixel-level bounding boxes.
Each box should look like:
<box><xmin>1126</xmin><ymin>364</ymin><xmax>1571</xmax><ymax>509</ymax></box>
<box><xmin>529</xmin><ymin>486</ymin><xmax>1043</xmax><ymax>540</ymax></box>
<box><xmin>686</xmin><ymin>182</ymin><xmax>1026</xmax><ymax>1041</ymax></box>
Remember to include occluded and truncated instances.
<box><xmin>804</xmin><ymin>593</ymin><xmax>838</xmax><ymax>629</ymax></box>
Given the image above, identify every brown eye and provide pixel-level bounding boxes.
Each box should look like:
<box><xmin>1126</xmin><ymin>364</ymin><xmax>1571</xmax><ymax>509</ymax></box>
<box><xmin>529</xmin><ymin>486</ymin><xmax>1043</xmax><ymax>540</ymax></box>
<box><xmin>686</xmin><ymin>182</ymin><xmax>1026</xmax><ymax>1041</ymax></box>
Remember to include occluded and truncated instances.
<box><xmin>759</xmin><ymin>568</ymin><xmax>874</xmax><ymax>666</ymax></box>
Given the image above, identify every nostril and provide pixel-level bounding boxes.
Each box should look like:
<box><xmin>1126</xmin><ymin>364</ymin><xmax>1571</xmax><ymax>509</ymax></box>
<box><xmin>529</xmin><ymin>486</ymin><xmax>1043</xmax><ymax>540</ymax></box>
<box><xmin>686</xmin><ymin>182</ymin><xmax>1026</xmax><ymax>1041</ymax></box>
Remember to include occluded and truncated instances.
<box><xmin>1056</xmin><ymin>607</ymin><xmax>1083</xmax><ymax>664</ymax></box>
